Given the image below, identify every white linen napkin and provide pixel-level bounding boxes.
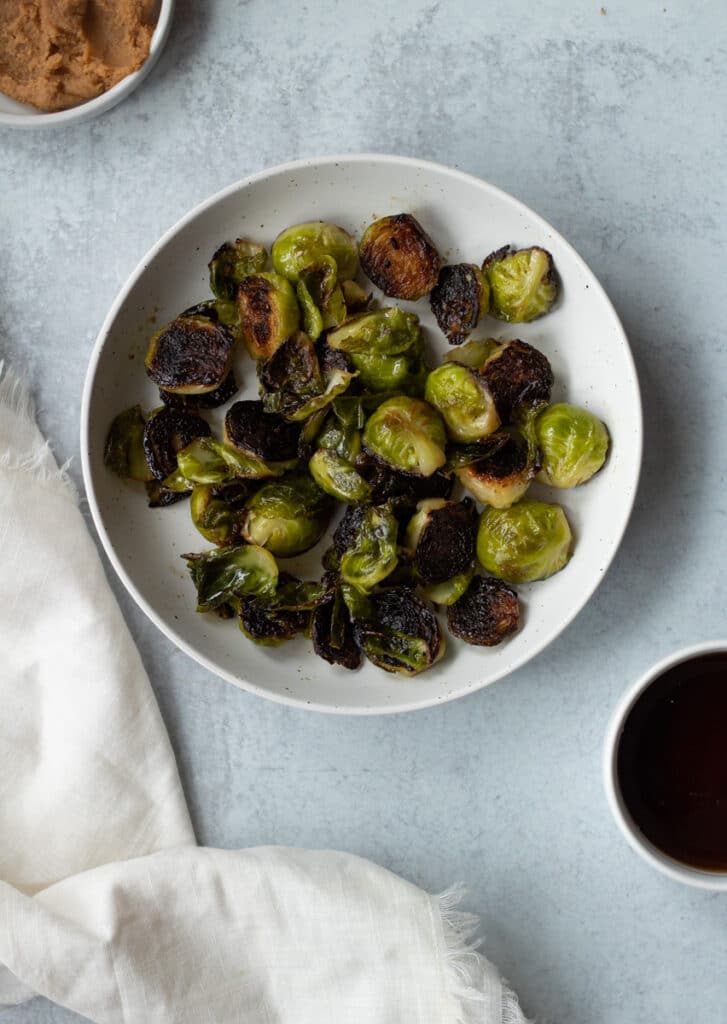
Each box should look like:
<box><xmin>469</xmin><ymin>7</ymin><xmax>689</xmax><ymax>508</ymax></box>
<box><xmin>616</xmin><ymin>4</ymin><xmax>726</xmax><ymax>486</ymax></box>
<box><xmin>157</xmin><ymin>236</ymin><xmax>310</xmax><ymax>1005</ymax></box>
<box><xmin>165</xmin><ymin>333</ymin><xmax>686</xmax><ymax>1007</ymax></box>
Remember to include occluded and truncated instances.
<box><xmin>0</xmin><ymin>364</ymin><xmax>529</xmax><ymax>1024</ymax></box>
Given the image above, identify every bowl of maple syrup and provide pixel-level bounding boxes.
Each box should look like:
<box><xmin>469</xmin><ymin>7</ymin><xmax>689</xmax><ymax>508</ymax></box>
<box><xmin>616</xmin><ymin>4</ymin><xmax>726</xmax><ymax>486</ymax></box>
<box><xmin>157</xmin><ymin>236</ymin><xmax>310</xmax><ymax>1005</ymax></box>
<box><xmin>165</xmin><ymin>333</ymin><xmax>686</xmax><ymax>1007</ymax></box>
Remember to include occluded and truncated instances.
<box><xmin>604</xmin><ymin>641</ymin><xmax>727</xmax><ymax>889</ymax></box>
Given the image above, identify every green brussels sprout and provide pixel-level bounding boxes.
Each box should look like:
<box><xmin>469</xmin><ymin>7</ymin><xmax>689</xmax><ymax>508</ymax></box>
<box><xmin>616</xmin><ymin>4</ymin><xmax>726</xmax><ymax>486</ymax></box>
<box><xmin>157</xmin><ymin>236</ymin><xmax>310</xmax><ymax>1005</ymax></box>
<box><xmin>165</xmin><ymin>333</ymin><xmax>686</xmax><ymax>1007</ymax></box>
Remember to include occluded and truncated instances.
<box><xmin>483</xmin><ymin>246</ymin><xmax>558</xmax><ymax>323</ymax></box>
<box><xmin>359</xmin><ymin>214</ymin><xmax>441</xmax><ymax>300</ymax></box>
<box><xmin>444</xmin><ymin>337</ymin><xmax>499</xmax><ymax>370</ymax></box>
<box><xmin>480</xmin><ymin>339</ymin><xmax>554</xmax><ymax>423</ymax></box>
<box><xmin>363</xmin><ymin>396</ymin><xmax>447</xmax><ymax>477</ymax></box>
<box><xmin>208</xmin><ymin>238</ymin><xmax>267</xmax><ymax>301</ymax></box>
<box><xmin>422</xmin><ymin>565</ymin><xmax>475</xmax><ymax>606</ymax></box>
<box><xmin>271</xmin><ymin>222</ymin><xmax>359</xmax><ymax>283</ymax></box>
<box><xmin>316</xmin><ymin>398</ymin><xmax>365</xmax><ymax>461</ymax></box>
<box><xmin>340</xmin><ymin>279</ymin><xmax>370</xmax><ymax>311</ymax></box>
<box><xmin>447</xmin><ymin>575</ymin><xmax>520</xmax><ymax>646</ymax></box>
<box><xmin>353</xmin><ymin>587</ymin><xmax>445</xmax><ymax>675</ymax></box>
<box><xmin>240</xmin><ymin>473</ymin><xmax>333</xmax><ymax>557</ymax></box>
<box><xmin>424</xmin><ymin>363</ymin><xmax>500</xmax><ymax>443</ymax></box>
<box><xmin>259</xmin><ymin>332</ymin><xmax>357</xmax><ymax>422</ymax></box>
<box><xmin>327</xmin><ymin>307</ymin><xmax>421</xmax><ymax>356</ymax></box>
<box><xmin>145</xmin><ymin>315</ymin><xmax>235</xmax><ymax>394</ymax></box>
<box><xmin>456</xmin><ymin>428</ymin><xmax>538</xmax><ymax>509</ymax></box>
<box><xmin>309</xmin><ymin>449</ymin><xmax>372</xmax><ymax>505</ymax></box>
<box><xmin>404</xmin><ymin>497</ymin><xmax>477</xmax><ymax>584</ymax></box>
<box><xmin>476</xmin><ymin>498</ymin><xmax>573</xmax><ymax>583</ymax></box>
<box><xmin>350</xmin><ymin>348</ymin><xmax>426</xmax><ymax>395</ymax></box>
<box><xmin>430</xmin><ymin>264</ymin><xmax>490</xmax><ymax>345</ymax></box>
<box><xmin>296</xmin><ymin>256</ymin><xmax>347</xmax><ymax>340</ymax></box>
<box><xmin>184</xmin><ymin>544</ymin><xmax>279</xmax><ymax>611</ymax></box>
<box><xmin>190</xmin><ymin>481</ymin><xmax>250</xmax><ymax>546</ymax></box>
<box><xmin>104</xmin><ymin>405</ymin><xmax>153</xmax><ymax>481</ymax></box>
<box><xmin>177</xmin><ymin>436</ymin><xmax>296</xmax><ymax>484</ymax></box>
<box><xmin>236</xmin><ymin>272</ymin><xmax>300</xmax><ymax>361</ymax></box>
<box><xmin>535</xmin><ymin>403</ymin><xmax>610</xmax><ymax>488</ymax></box>
<box><xmin>339</xmin><ymin>504</ymin><xmax>399</xmax><ymax>593</ymax></box>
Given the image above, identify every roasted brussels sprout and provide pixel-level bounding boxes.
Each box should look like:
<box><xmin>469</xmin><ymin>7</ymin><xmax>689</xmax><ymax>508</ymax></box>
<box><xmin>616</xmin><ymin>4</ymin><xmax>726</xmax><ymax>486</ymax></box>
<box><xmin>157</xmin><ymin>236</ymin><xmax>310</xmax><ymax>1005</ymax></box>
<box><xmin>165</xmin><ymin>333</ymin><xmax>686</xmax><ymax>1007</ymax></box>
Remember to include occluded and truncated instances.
<box><xmin>236</xmin><ymin>272</ymin><xmax>300</xmax><ymax>361</ymax></box>
<box><xmin>240</xmin><ymin>473</ymin><xmax>333</xmax><ymax>557</ymax></box>
<box><xmin>237</xmin><ymin>598</ymin><xmax>308</xmax><ymax>646</ymax></box>
<box><xmin>225</xmin><ymin>400</ymin><xmax>300</xmax><ymax>462</ymax></box>
<box><xmin>309</xmin><ymin>449</ymin><xmax>372</xmax><ymax>505</ymax></box>
<box><xmin>456</xmin><ymin>429</ymin><xmax>538</xmax><ymax>508</ymax></box>
<box><xmin>104</xmin><ymin>405</ymin><xmax>153</xmax><ymax>481</ymax></box>
<box><xmin>316</xmin><ymin>394</ymin><xmax>367</xmax><ymax>462</ymax></box>
<box><xmin>271</xmin><ymin>222</ymin><xmax>359</xmax><ymax>283</ymax></box>
<box><xmin>359</xmin><ymin>214</ymin><xmax>440</xmax><ymax>300</ymax></box>
<box><xmin>447</xmin><ymin>575</ymin><xmax>520</xmax><ymax>646</ymax></box>
<box><xmin>340</xmin><ymin>279</ymin><xmax>370</xmax><ymax>311</ymax></box>
<box><xmin>296</xmin><ymin>256</ymin><xmax>346</xmax><ymax>340</ymax></box>
<box><xmin>259</xmin><ymin>332</ymin><xmax>356</xmax><ymax>422</ymax></box>
<box><xmin>271</xmin><ymin>574</ymin><xmax>333</xmax><ymax>610</ymax></box>
<box><xmin>190</xmin><ymin>481</ymin><xmax>250</xmax><ymax>546</ymax></box>
<box><xmin>480</xmin><ymin>339</ymin><xmax>554</xmax><ymax>423</ymax></box>
<box><xmin>184</xmin><ymin>544</ymin><xmax>278</xmax><ymax>611</ymax></box>
<box><xmin>444</xmin><ymin>337</ymin><xmax>499</xmax><ymax>369</ymax></box>
<box><xmin>363</xmin><ymin>396</ymin><xmax>447</xmax><ymax>477</ymax></box>
<box><xmin>177</xmin><ymin>436</ymin><xmax>296</xmax><ymax>484</ymax></box>
<box><xmin>405</xmin><ymin>497</ymin><xmax>477</xmax><ymax>584</ymax></box>
<box><xmin>477</xmin><ymin>498</ymin><xmax>573</xmax><ymax>583</ymax></box>
<box><xmin>339</xmin><ymin>504</ymin><xmax>399</xmax><ymax>593</ymax></box>
<box><xmin>354</xmin><ymin>587</ymin><xmax>444</xmax><ymax>675</ymax></box>
<box><xmin>483</xmin><ymin>245</ymin><xmax>557</xmax><ymax>322</ymax></box>
<box><xmin>424</xmin><ymin>363</ymin><xmax>500</xmax><ymax>443</ymax></box>
<box><xmin>535</xmin><ymin>403</ymin><xmax>610</xmax><ymax>488</ymax></box>
<box><xmin>327</xmin><ymin>307</ymin><xmax>421</xmax><ymax>356</ymax></box>
<box><xmin>350</xmin><ymin>349</ymin><xmax>427</xmax><ymax>396</ymax></box>
<box><xmin>159</xmin><ymin>369</ymin><xmax>239</xmax><ymax>411</ymax></box>
<box><xmin>145</xmin><ymin>480</ymin><xmax>189</xmax><ymax>508</ymax></box>
<box><xmin>311</xmin><ymin>587</ymin><xmax>362</xmax><ymax>670</ymax></box>
<box><xmin>430</xmin><ymin>264</ymin><xmax>489</xmax><ymax>345</ymax></box>
<box><xmin>209</xmin><ymin>238</ymin><xmax>267</xmax><ymax>301</ymax></box>
<box><xmin>145</xmin><ymin>315</ymin><xmax>235</xmax><ymax>395</ymax></box>
<box><xmin>142</xmin><ymin>407</ymin><xmax>212</xmax><ymax>482</ymax></box>
<box><xmin>366</xmin><ymin>464</ymin><xmax>454</xmax><ymax>513</ymax></box>
<box><xmin>422</xmin><ymin>565</ymin><xmax>475</xmax><ymax>606</ymax></box>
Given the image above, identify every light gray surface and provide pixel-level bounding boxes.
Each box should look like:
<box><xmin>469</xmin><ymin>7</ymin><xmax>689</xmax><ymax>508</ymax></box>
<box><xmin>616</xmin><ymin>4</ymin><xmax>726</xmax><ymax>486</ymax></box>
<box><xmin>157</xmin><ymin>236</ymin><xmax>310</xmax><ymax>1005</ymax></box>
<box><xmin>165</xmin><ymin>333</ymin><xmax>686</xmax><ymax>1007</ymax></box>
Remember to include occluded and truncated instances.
<box><xmin>1</xmin><ymin>1</ymin><xmax>725</xmax><ymax>1021</ymax></box>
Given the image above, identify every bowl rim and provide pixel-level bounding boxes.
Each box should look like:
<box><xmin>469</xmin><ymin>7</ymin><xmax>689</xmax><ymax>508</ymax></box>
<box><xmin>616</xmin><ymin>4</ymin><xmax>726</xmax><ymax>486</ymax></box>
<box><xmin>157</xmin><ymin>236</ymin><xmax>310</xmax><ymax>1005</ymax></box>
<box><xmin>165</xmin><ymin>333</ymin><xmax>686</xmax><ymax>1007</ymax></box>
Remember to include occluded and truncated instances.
<box><xmin>0</xmin><ymin>0</ymin><xmax>175</xmax><ymax>129</ymax></box>
<box><xmin>603</xmin><ymin>638</ymin><xmax>727</xmax><ymax>890</ymax></box>
<box><xmin>81</xmin><ymin>153</ymin><xmax>643</xmax><ymax>715</ymax></box>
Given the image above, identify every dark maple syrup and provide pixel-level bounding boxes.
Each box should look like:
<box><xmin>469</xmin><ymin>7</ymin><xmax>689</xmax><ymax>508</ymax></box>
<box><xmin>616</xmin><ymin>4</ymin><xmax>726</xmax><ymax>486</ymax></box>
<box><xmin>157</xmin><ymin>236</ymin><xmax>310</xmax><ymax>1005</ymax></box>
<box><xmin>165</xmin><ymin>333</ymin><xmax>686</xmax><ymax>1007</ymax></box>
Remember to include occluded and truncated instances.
<box><xmin>617</xmin><ymin>652</ymin><xmax>727</xmax><ymax>871</ymax></box>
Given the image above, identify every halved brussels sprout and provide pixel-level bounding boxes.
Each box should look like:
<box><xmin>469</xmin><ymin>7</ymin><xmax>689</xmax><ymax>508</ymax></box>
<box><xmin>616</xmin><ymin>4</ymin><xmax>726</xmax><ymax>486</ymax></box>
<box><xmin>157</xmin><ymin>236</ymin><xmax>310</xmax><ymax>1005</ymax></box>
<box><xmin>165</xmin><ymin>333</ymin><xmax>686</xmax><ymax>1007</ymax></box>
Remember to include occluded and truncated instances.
<box><xmin>145</xmin><ymin>315</ymin><xmax>235</xmax><ymax>394</ymax></box>
<box><xmin>424</xmin><ymin>363</ymin><xmax>500</xmax><ymax>443</ymax></box>
<box><xmin>430</xmin><ymin>264</ymin><xmax>490</xmax><ymax>345</ymax></box>
<box><xmin>354</xmin><ymin>587</ymin><xmax>444</xmax><ymax>675</ymax></box>
<box><xmin>444</xmin><ymin>337</ymin><xmax>499</xmax><ymax>370</ymax></box>
<box><xmin>366</xmin><ymin>463</ymin><xmax>454</xmax><ymax>513</ymax></box>
<box><xmin>190</xmin><ymin>481</ymin><xmax>250</xmax><ymax>545</ymax></box>
<box><xmin>309</xmin><ymin>449</ymin><xmax>372</xmax><ymax>505</ymax></box>
<box><xmin>259</xmin><ymin>333</ymin><xmax>357</xmax><ymax>422</ymax></box>
<box><xmin>236</xmin><ymin>272</ymin><xmax>300</xmax><ymax>361</ymax></box>
<box><xmin>405</xmin><ymin>497</ymin><xmax>477</xmax><ymax>584</ymax></box>
<box><xmin>350</xmin><ymin>349</ymin><xmax>427</xmax><ymax>396</ymax></box>
<box><xmin>483</xmin><ymin>245</ymin><xmax>558</xmax><ymax>322</ymax></box>
<box><xmin>476</xmin><ymin>498</ymin><xmax>573</xmax><ymax>583</ymax></box>
<box><xmin>340</xmin><ymin>279</ymin><xmax>370</xmax><ymax>311</ymax></box>
<box><xmin>240</xmin><ymin>473</ymin><xmax>333</xmax><ymax>557</ymax></box>
<box><xmin>339</xmin><ymin>504</ymin><xmax>399</xmax><ymax>593</ymax></box>
<box><xmin>104</xmin><ymin>405</ymin><xmax>153</xmax><ymax>481</ymax></box>
<box><xmin>363</xmin><ymin>396</ymin><xmax>447</xmax><ymax>477</ymax></box>
<box><xmin>480</xmin><ymin>339</ymin><xmax>554</xmax><ymax>423</ymax></box>
<box><xmin>177</xmin><ymin>436</ymin><xmax>297</xmax><ymax>484</ymax></box>
<box><xmin>535</xmin><ymin>403</ymin><xmax>610</xmax><ymax>488</ymax></box>
<box><xmin>447</xmin><ymin>575</ymin><xmax>520</xmax><ymax>645</ymax></box>
<box><xmin>271</xmin><ymin>222</ymin><xmax>359</xmax><ymax>283</ymax></box>
<box><xmin>209</xmin><ymin>238</ymin><xmax>267</xmax><ymax>300</ymax></box>
<box><xmin>225</xmin><ymin>400</ymin><xmax>300</xmax><ymax>462</ymax></box>
<box><xmin>456</xmin><ymin>429</ymin><xmax>538</xmax><ymax>508</ymax></box>
<box><xmin>359</xmin><ymin>214</ymin><xmax>440</xmax><ymax>300</ymax></box>
<box><xmin>145</xmin><ymin>480</ymin><xmax>189</xmax><ymax>508</ymax></box>
<box><xmin>143</xmin><ymin>407</ymin><xmax>212</xmax><ymax>482</ymax></box>
<box><xmin>316</xmin><ymin>395</ymin><xmax>366</xmax><ymax>462</ymax></box>
<box><xmin>159</xmin><ymin>369</ymin><xmax>238</xmax><ymax>411</ymax></box>
<box><xmin>270</xmin><ymin>574</ymin><xmax>333</xmax><ymax>611</ymax></box>
<box><xmin>296</xmin><ymin>256</ymin><xmax>346</xmax><ymax>340</ymax></box>
<box><xmin>311</xmin><ymin>587</ymin><xmax>362</xmax><ymax>670</ymax></box>
<box><xmin>422</xmin><ymin>564</ymin><xmax>475</xmax><ymax>606</ymax></box>
<box><xmin>184</xmin><ymin>543</ymin><xmax>279</xmax><ymax>611</ymax></box>
<box><xmin>327</xmin><ymin>307</ymin><xmax>421</xmax><ymax>356</ymax></box>
<box><xmin>237</xmin><ymin>598</ymin><xmax>308</xmax><ymax>646</ymax></box>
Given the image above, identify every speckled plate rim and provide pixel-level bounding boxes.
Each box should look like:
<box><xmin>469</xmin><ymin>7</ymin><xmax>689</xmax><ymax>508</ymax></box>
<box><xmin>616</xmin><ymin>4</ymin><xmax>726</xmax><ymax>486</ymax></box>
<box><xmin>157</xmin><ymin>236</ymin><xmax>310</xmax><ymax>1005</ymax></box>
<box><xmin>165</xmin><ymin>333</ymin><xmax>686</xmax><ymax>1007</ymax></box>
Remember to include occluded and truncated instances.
<box><xmin>0</xmin><ymin>0</ymin><xmax>175</xmax><ymax>129</ymax></box>
<box><xmin>81</xmin><ymin>153</ymin><xmax>643</xmax><ymax>715</ymax></box>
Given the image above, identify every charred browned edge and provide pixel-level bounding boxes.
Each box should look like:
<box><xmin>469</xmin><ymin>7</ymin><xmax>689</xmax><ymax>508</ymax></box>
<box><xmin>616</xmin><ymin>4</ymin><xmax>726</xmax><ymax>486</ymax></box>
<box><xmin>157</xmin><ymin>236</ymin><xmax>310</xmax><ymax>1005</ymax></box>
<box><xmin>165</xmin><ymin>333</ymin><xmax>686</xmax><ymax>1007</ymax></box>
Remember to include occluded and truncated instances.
<box><xmin>466</xmin><ymin>431</ymin><xmax>530</xmax><ymax>483</ymax></box>
<box><xmin>238</xmin><ymin>599</ymin><xmax>308</xmax><ymax>643</ymax></box>
<box><xmin>360</xmin><ymin>213</ymin><xmax>441</xmax><ymax>301</ymax></box>
<box><xmin>365</xmin><ymin>464</ymin><xmax>454</xmax><ymax>513</ymax></box>
<box><xmin>259</xmin><ymin>333</ymin><xmax>320</xmax><ymax>394</ymax></box>
<box><xmin>147</xmin><ymin>317</ymin><xmax>234</xmax><ymax>392</ymax></box>
<box><xmin>362</xmin><ymin>586</ymin><xmax>442</xmax><ymax>655</ymax></box>
<box><xmin>481</xmin><ymin>244</ymin><xmax>514</xmax><ymax>274</ymax></box>
<box><xmin>316</xmin><ymin>336</ymin><xmax>354</xmax><ymax>375</ymax></box>
<box><xmin>237</xmin><ymin>275</ymin><xmax>276</xmax><ymax>356</ymax></box>
<box><xmin>224</xmin><ymin>399</ymin><xmax>300</xmax><ymax>461</ymax></box>
<box><xmin>415</xmin><ymin>498</ymin><xmax>477</xmax><ymax>584</ymax></box>
<box><xmin>479</xmin><ymin>340</ymin><xmax>553</xmax><ymax>422</ymax></box>
<box><xmin>142</xmin><ymin>407</ymin><xmax>212</xmax><ymax>481</ymax></box>
<box><xmin>447</xmin><ymin>575</ymin><xmax>520</xmax><ymax>647</ymax></box>
<box><xmin>160</xmin><ymin>369</ymin><xmax>238</xmax><ymax>410</ymax></box>
<box><xmin>430</xmin><ymin>264</ymin><xmax>483</xmax><ymax>345</ymax></box>
<box><xmin>312</xmin><ymin>596</ymin><xmax>362</xmax><ymax>669</ymax></box>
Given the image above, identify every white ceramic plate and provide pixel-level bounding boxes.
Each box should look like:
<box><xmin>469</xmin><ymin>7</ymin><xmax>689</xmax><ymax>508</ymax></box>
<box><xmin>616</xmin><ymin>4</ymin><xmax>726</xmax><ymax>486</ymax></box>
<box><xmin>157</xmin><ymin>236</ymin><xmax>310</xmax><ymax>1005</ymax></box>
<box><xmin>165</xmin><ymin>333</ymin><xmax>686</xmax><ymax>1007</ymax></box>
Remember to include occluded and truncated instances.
<box><xmin>82</xmin><ymin>155</ymin><xmax>642</xmax><ymax>714</ymax></box>
<box><xmin>0</xmin><ymin>0</ymin><xmax>174</xmax><ymax>129</ymax></box>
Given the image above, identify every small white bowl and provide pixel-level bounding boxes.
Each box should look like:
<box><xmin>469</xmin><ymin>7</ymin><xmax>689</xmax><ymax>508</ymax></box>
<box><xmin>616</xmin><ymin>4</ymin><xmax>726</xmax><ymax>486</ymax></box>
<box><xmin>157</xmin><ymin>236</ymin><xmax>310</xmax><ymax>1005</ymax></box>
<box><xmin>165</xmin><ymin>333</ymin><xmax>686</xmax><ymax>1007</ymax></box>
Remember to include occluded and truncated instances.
<box><xmin>604</xmin><ymin>640</ymin><xmax>727</xmax><ymax>890</ymax></box>
<box><xmin>0</xmin><ymin>0</ymin><xmax>174</xmax><ymax>129</ymax></box>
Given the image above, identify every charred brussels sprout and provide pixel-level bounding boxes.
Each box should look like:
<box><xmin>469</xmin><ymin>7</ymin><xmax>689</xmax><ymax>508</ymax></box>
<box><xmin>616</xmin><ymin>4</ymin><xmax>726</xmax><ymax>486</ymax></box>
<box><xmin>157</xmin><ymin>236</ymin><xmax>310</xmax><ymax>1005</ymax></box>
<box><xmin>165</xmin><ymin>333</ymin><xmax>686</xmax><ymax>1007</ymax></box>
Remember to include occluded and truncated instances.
<box><xmin>480</xmin><ymin>339</ymin><xmax>554</xmax><ymax>423</ymax></box>
<box><xmin>309</xmin><ymin>449</ymin><xmax>372</xmax><ymax>505</ymax></box>
<box><xmin>366</xmin><ymin>464</ymin><xmax>454</xmax><ymax>513</ymax></box>
<box><xmin>424</xmin><ymin>363</ymin><xmax>500</xmax><ymax>443</ymax></box>
<box><xmin>184</xmin><ymin>544</ymin><xmax>278</xmax><ymax>611</ymax></box>
<box><xmin>145</xmin><ymin>316</ymin><xmax>235</xmax><ymax>394</ymax></box>
<box><xmin>271</xmin><ymin>222</ymin><xmax>359</xmax><ymax>283</ymax></box>
<box><xmin>209</xmin><ymin>238</ymin><xmax>267</xmax><ymax>300</ymax></box>
<box><xmin>363</xmin><ymin>396</ymin><xmax>447</xmax><ymax>477</ymax></box>
<box><xmin>311</xmin><ymin>587</ymin><xmax>362</xmax><ymax>670</ymax></box>
<box><xmin>178</xmin><ymin>436</ymin><xmax>296</xmax><ymax>483</ymax></box>
<box><xmin>237</xmin><ymin>599</ymin><xmax>308</xmax><ymax>646</ymax></box>
<box><xmin>359</xmin><ymin>214</ymin><xmax>440</xmax><ymax>301</ymax></box>
<box><xmin>104</xmin><ymin>405</ymin><xmax>152</xmax><ymax>481</ymax></box>
<box><xmin>159</xmin><ymin>369</ymin><xmax>238</xmax><ymax>411</ymax></box>
<box><xmin>240</xmin><ymin>473</ymin><xmax>333</xmax><ymax>557</ymax></box>
<box><xmin>143</xmin><ymin>407</ymin><xmax>212</xmax><ymax>482</ymax></box>
<box><xmin>296</xmin><ymin>256</ymin><xmax>347</xmax><ymax>340</ymax></box>
<box><xmin>535</xmin><ymin>403</ymin><xmax>610</xmax><ymax>488</ymax></box>
<box><xmin>447</xmin><ymin>575</ymin><xmax>520</xmax><ymax>646</ymax></box>
<box><xmin>259</xmin><ymin>332</ymin><xmax>356</xmax><ymax>422</ymax></box>
<box><xmin>444</xmin><ymin>337</ymin><xmax>499</xmax><ymax>369</ymax></box>
<box><xmin>354</xmin><ymin>587</ymin><xmax>444</xmax><ymax>675</ymax></box>
<box><xmin>225</xmin><ymin>400</ymin><xmax>300</xmax><ymax>462</ymax></box>
<box><xmin>477</xmin><ymin>498</ymin><xmax>573</xmax><ymax>583</ymax></box>
<box><xmin>456</xmin><ymin>429</ymin><xmax>538</xmax><ymax>509</ymax></box>
<box><xmin>339</xmin><ymin>504</ymin><xmax>399</xmax><ymax>593</ymax></box>
<box><xmin>405</xmin><ymin>497</ymin><xmax>477</xmax><ymax>584</ymax></box>
<box><xmin>236</xmin><ymin>272</ymin><xmax>300</xmax><ymax>361</ymax></box>
<box><xmin>483</xmin><ymin>245</ymin><xmax>557</xmax><ymax>323</ymax></box>
<box><xmin>430</xmin><ymin>264</ymin><xmax>489</xmax><ymax>345</ymax></box>
<box><xmin>190</xmin><ymin>481</ymin><xmax>250</xmax><ymax>545</ymax></box>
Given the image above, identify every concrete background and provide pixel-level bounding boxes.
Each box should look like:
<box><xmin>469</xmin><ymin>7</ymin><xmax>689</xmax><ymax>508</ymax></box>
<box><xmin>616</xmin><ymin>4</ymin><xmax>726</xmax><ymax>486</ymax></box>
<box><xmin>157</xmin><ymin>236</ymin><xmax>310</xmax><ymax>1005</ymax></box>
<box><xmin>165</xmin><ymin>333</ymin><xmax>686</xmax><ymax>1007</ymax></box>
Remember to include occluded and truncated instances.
<box><xmin>1</xmin><ymin>0</ymin><xmax>725</xmax><ymax>1020</ymax></box>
